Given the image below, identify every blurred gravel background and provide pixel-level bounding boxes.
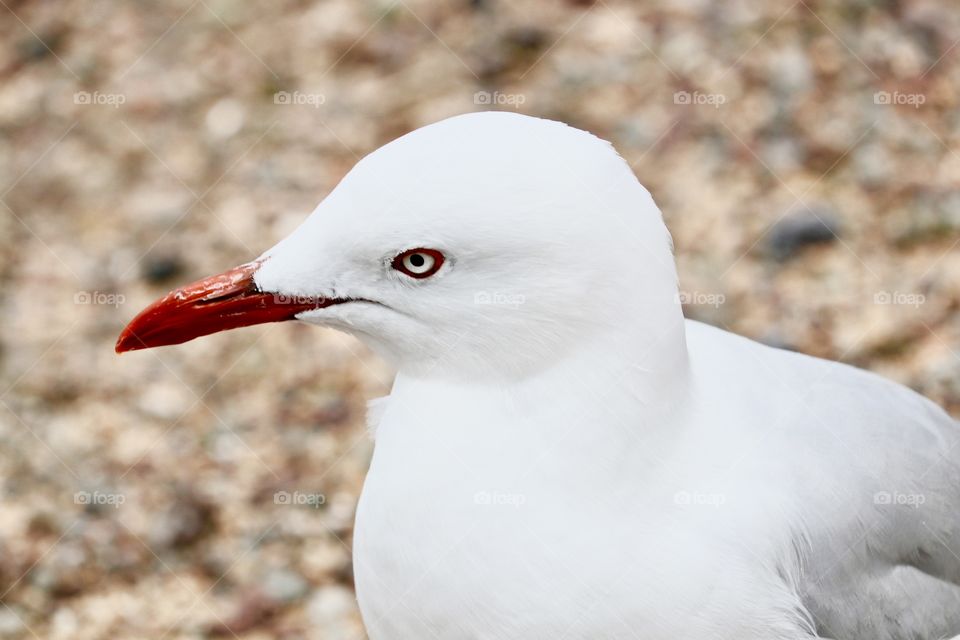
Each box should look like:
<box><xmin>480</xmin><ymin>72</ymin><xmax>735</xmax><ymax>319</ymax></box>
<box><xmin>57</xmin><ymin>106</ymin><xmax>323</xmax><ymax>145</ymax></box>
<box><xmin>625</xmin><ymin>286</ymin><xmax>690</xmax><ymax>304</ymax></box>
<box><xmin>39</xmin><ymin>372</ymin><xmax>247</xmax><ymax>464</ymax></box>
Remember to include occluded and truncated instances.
<box><xmin>1</xmin><ymin>0</ymin><xmax>960</xmax><ymax>637</ymax></box>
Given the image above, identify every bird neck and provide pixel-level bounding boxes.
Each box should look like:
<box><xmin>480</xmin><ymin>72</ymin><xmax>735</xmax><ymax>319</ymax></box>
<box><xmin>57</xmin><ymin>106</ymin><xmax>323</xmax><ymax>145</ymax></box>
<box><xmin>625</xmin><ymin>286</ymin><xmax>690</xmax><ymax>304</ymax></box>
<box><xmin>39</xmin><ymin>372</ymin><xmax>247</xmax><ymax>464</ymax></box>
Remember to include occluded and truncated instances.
<box><xmin>384</xmin><ymin>314</ymin><xmax>691</xmax><ymax>478</ymax></box>
<box><xmin>535</xmin><ymin>313</ymin><xmax>691</xmax><ymax>423</ymax></box>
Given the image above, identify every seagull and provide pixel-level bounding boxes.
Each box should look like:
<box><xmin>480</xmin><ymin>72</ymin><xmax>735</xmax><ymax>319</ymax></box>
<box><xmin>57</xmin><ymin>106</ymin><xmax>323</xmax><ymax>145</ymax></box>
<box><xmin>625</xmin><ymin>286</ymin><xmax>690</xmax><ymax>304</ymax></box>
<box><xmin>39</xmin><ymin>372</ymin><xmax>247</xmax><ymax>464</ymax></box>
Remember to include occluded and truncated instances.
<box><xmin>117</xmin><ymin>112</ymin><xmax>960</xmax><ymax>639</ymax></box>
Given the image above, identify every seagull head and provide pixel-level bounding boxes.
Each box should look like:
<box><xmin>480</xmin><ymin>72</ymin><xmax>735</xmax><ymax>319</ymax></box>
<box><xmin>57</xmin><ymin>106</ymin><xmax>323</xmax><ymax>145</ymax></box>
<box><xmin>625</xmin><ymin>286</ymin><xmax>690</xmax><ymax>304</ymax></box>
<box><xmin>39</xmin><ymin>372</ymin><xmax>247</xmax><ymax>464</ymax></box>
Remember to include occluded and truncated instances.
<box><xmin>117</xmin><ymin>112</ymin><xmax>683</xmax><ymax>380</ymax></box>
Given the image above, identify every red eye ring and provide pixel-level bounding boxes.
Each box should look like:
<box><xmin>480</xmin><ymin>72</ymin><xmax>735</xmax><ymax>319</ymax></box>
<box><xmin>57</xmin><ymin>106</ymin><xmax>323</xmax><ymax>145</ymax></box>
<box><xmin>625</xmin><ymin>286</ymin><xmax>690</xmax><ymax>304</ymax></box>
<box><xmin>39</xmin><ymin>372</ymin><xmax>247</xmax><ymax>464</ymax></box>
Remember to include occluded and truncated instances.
<box><xmin>392</xmin><ymin>248</ymin><xmax>445</xmax><ymax>279</ymax></box>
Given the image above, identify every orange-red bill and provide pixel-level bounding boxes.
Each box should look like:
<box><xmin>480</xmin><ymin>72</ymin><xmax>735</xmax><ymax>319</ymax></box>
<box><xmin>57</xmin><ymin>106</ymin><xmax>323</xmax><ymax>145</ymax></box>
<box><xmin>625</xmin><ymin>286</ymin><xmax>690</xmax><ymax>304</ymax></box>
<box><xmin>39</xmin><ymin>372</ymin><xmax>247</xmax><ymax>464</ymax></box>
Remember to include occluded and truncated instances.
<box><xmin>115</xmin><ymin>261</ymin><xmax>329</xmax><ymax>353</ymax></box>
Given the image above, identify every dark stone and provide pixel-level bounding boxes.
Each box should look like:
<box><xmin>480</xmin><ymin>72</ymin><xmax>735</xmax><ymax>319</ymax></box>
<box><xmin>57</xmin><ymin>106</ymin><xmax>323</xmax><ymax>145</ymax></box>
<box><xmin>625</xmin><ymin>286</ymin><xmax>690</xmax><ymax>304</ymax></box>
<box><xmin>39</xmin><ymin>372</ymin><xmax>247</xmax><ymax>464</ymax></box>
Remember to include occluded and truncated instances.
<box><xmin>140</xmin><ymin>254</ymin><xmax>185</xmax><ymax>284</ymax></box>
<box><xmin>766</xmin><ymin>206</ymin><xmax>840</xmax><ymax>261</ymax></box>
<box><xmin>148</xmin><ymin>493</ymin><xmax>217</xmax><ymax>549</ymax></box>
<box><xmin>504</xmin><ymin>27</ymin><xmax>549</xmax><ymax>52</ymax></box>
<box><xmin>17</xmin><ymin>31</ymin><xmax>63</xmax><ymax>62</ymax></box>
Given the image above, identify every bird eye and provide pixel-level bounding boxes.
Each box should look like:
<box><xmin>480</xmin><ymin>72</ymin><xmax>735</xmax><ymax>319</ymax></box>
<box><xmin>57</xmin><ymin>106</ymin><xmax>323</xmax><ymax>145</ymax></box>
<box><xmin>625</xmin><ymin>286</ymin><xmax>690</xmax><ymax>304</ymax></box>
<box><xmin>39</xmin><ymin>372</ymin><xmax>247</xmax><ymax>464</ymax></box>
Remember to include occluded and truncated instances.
<box><xmin>392</xmin><ymin>248</ymin><xmax>444</xmax><ymax>279</ymax></box>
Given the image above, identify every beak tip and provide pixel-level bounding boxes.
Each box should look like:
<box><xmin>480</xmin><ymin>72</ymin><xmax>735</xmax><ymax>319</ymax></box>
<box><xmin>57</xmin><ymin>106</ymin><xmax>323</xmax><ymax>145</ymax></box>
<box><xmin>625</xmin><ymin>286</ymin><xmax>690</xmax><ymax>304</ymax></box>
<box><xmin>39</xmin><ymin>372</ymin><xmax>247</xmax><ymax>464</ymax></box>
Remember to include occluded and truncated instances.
<box><xmin>114</xmin><ymin>332</ymin><xmax>137</xmax><ymax>354</ymax></box>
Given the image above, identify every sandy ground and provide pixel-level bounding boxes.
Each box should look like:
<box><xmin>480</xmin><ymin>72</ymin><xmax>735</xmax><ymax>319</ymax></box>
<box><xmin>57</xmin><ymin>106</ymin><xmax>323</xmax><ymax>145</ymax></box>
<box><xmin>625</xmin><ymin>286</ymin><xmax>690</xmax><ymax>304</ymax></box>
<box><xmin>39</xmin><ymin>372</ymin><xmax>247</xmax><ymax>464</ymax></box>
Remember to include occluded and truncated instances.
<box><xmin>1</xmin><ymin>0</ymin><xmax>959</xmax><ymax>637</ymax></box>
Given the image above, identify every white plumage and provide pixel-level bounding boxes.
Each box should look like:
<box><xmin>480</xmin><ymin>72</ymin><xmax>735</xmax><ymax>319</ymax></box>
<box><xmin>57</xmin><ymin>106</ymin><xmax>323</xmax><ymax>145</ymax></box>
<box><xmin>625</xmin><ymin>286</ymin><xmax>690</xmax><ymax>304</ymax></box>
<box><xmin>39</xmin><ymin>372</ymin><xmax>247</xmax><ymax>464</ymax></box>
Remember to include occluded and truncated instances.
<box><xmin>130</xmin><ymin>111</ymin><xmax>960</xmax><ymax>638</ymax></box>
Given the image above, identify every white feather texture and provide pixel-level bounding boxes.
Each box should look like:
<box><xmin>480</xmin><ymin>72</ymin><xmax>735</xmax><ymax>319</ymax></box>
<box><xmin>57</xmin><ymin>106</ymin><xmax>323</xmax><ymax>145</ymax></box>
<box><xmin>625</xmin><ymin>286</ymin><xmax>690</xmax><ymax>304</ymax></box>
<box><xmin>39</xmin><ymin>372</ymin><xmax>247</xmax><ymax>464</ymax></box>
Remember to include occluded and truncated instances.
<box><xmin>253</xmin><ymin>112</ymin><xmax>960</xmax><ymax>639</ymax></box>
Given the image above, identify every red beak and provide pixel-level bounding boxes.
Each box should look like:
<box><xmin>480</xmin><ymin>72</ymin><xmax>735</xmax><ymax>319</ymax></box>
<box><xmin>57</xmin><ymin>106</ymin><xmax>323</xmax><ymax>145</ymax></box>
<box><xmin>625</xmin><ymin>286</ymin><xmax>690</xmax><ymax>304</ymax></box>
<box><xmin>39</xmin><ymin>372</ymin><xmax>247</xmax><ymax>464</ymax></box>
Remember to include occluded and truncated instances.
<box><xmin>115</xmin><ymin>261</ymin><xmax>329</xmax><ymax>353</ymax></box>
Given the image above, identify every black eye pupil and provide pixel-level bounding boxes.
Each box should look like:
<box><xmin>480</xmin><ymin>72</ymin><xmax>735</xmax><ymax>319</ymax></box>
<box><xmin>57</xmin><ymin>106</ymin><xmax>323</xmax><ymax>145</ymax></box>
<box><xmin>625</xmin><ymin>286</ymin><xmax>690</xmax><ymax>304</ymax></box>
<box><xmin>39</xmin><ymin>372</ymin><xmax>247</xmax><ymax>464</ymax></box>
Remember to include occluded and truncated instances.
<box><xmin>409</xmin><ymin>254</ymin><xmax>425</xmax><ymax>268</ymax></box>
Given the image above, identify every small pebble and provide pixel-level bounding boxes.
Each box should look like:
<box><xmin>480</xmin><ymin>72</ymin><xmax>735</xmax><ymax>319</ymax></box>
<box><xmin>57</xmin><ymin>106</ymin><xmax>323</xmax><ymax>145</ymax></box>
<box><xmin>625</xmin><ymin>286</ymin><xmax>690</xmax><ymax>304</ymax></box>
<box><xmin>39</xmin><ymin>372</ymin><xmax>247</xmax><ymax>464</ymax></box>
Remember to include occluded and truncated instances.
<box><xmin>307</xmin><ymin>585</ymin><xmax>357</xmax><ymax>628</ymax></box>
<box><xmin>148</xmin><ymin>494</ymin><xmax>216</xmax><ymax>549</ymax></box>
<box><xmin>140</xmin><ymin>254</ymin><xmax>185</xmax><ymax>285</ymax></box>
<box><xmin>0</xmin><ymin>607</ymin><xmax>26</xmax><ymax>637</ymax></box>
<box><xmin>205</xmin><ymin>99</ymin><xmax>246</xmax><ymax>140</ymax></box>
<box><xmin>766</xmin><ymin>206</ymin><xmax>841</xmax><ymax>261</ymax></box>
<box><xmin>262</xmin><ymin>568</ymin><xmax>310</xmax><ymax>604</ymax></box>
